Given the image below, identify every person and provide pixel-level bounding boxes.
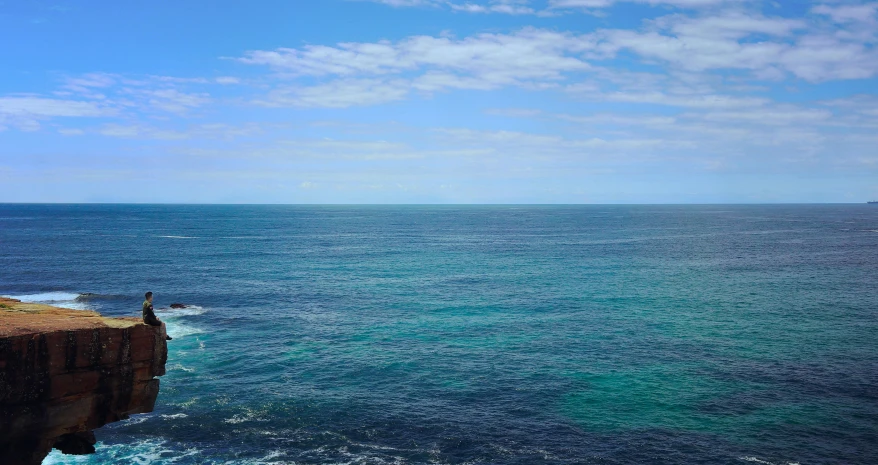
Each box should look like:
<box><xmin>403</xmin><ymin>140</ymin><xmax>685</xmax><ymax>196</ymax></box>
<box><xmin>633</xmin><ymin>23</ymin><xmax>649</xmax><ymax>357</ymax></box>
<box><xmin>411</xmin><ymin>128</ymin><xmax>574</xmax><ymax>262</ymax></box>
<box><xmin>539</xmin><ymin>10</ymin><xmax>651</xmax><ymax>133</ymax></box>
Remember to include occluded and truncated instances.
<box><xmin>143</xmin><ymin>291</ymin><xmax>172</xmax><ymax>341</ymax></box>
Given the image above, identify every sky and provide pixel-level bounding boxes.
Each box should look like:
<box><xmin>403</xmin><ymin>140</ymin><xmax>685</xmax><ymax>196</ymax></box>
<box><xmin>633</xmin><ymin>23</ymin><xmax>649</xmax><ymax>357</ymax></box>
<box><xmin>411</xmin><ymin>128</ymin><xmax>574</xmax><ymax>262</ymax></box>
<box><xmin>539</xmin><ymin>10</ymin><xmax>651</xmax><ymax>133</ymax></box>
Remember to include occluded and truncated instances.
<box><xmin>1</xmin><ymin>0</ymin><xmax>877</xmax><ymax>203</ymax></box>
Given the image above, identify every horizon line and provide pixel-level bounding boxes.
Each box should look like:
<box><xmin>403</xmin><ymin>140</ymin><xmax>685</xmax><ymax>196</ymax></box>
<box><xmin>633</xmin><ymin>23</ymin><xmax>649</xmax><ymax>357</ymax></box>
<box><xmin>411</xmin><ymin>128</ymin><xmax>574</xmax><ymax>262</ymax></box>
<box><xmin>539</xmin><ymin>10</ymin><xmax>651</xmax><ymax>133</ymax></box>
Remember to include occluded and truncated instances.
<box><xmin>0</xmin><ymin>202</ymin><xmax>874</xmax><ymax>206</ymax></box>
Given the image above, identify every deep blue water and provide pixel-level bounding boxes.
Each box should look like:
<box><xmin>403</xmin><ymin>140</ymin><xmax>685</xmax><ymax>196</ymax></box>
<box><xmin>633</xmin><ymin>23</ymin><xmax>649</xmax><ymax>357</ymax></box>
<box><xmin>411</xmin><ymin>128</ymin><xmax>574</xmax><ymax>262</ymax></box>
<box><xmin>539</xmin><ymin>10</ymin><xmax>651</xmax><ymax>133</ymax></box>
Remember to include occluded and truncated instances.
<box><xmin>1</xmin><ymin>204</ymin><xmax>876</xmax><ymax>465</ymax></box>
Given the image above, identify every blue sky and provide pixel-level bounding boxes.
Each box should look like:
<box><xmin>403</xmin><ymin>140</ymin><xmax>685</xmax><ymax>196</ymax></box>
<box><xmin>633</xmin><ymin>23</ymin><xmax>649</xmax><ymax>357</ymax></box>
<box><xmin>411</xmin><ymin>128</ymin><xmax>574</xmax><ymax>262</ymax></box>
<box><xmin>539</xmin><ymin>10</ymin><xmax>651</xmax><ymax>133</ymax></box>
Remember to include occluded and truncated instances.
<box><xmin>1</xmin><ymin>0</ymin><xmax>876</xmax><ymax>203</ymax></box>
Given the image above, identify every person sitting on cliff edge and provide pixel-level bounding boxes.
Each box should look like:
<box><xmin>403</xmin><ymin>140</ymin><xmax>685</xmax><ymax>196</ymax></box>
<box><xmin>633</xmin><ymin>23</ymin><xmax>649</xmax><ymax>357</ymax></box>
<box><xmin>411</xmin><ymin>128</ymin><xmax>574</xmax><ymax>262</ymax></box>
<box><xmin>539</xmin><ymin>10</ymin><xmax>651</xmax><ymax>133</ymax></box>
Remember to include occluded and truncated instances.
<box><xmin>143</xmin><ymin>291</ymin><xmax>172</xmax><ymax>341</ymax></box>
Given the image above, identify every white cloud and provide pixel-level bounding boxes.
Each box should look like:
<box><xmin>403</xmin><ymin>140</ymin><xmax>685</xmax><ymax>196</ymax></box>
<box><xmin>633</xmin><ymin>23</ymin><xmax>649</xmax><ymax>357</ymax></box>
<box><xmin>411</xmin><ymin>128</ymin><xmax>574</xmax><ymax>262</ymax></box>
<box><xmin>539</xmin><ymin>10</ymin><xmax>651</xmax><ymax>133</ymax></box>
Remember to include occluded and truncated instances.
<box><xmin>592</xmin><ymin>10</ymin><xmax>878</xmax><ymax>82</ymax></box>
<box><xmin>239</xmin><ymin>29</ymin><xmax>593</xmax><ymax>105</ymax></box>
<box><xmin>239</xmin><ymin>29</ymin><xmax>593</xmax><ymax>82</ymax></box>
<box><xmin>142</xmin><ymin>89</ymin><xmax>211</xmax><ymax>113</ymax></box>
<box><xmin>215</xmin><ymin>76</ymin><xmax>241</xmax><ymax>84</ymax></box>
<box><xmin>62</xmin><ymin>73</ymin><xmax>118</xmax><ymax>95</ymax></box>
<box><xmin>0</xmin><ymin>96</ymin><xmax>115</xmax><ymax>131</ymax></box>
<box><xmin>96</xmin><ymin>123</ymin><xmax>263</xmax><ymax>140</ymax></box>
<box><xmin>237</xmin><ymin>8</ymin><xmax>878</xmax><ymax>113</ymax></box>
<box><xmin>360</xmin><ymin>0</ymin><xmax>751</xmax><ymax>14</ymax></box>
<box><xmin>812</xmin><ymin>2</ymin><xmax>878</xmax><ymax>24</ymax></box>
<box><xmin>256</xmin><ymin>79</ymin><xmax>410</xmax><ymax>108</ymax></box>
<box><xmin>0</xmin><ymin>96</ymin><xmax>113</xmax><ymax>117</ymax></box>
<box><xmin>59</xmin><ymin>73</ymin><xmax>215</xmax><ymax>115</ymax></box>
<box><xmin>450</xmin><ymin>0</ymin><xmax>536</xmax><ymax>14</ymax></box>
<box><xmin>98</xmin><ymin>124</ymin><xmax>143</xmax><ymax>138</ymax></box>
<box><xmin>485</xmin><ymin>108</ymin><xmax>545</xmax><ymax>117</ymax></box>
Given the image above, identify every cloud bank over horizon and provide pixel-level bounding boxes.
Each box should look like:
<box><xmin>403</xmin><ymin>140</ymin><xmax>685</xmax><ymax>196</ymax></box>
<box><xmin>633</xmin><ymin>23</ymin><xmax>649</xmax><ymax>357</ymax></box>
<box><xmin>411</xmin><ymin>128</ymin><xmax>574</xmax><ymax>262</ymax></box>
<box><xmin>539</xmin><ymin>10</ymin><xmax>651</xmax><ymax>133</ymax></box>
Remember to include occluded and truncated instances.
<box><xmin>1</xmin><ymin>0</ymin><xmax>876</xmax><ymax>203</ymax></box>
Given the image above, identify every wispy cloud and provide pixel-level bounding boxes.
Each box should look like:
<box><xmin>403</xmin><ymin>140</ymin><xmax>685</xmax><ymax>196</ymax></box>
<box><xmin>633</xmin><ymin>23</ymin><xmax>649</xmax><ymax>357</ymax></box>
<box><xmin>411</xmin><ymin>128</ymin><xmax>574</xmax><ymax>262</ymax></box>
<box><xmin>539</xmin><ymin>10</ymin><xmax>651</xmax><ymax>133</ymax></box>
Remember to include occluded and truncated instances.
<box><xmin>0</xmin><ymin>96</ymin><xmax>115</xmax><ymax>131</ymax></box>
<box><xmin>239</xmin><ymin>28</ymin><xmax>594</xmax><ymax>106</ymax></box>
<box><xmin>236</xmin><ymin>6</ymin><xmax>878</xmax><ymax>113</ymax></box>
<box><xmin>358</xmin><ymin>0</ymin><xmax>755</xmax><ymax>15</ymax></box>
<box><xmin>594</xmin><ymin>9</ymin><xmax>878</xmax><ymax>82</ymax></box>
<box><xmin>255</xmin><ymin>79</ymin><xmax>410</xmax><ymax>108</ymax></box>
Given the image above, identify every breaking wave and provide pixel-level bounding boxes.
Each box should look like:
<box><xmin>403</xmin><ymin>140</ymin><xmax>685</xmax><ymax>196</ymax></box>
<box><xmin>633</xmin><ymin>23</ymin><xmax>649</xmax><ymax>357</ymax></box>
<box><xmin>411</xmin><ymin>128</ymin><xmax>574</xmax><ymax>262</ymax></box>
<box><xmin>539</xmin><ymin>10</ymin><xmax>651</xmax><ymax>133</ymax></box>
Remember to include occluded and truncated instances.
<box><xmin>2</xmin><ymin>292</ymin><xmax>91</xmax><ymax>310</ymax></box>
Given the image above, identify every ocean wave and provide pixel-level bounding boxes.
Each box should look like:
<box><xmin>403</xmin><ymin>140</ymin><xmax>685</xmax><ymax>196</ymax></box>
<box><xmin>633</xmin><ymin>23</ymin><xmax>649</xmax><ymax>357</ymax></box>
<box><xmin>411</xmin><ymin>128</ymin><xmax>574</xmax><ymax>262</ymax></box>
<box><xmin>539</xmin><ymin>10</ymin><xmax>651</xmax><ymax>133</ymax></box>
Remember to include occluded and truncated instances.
<box><xmin>6</xmin><ymin>291</ymin><xmax>82</xmax><ymax>302</ymax></box>
<box><xmin>118</xmin><ymin>415</ymin><xmax>151</xmax><ymax>426</ymax></box>
<box><xmin>157</xmin><ymin>235</ymin><xmax>198</xmax><ymax>239</ymax></box>
<box><xmin>224</xmin><ymin>411</ymin><xmax>269</xmax><ymax>424</ymax></box>
<box><xmin>168</xmin><ymin>363</ymin><xmax>196</xmax><ymax>373</ymax></box>
<box><xmin>221</xmin><ymin>450</ymin><xmax>293</xmax><ymax>465</ymax></box>
<box><xmin>164</xmin><ymin>321</ymin><xmax>205</xmax><ymax>339</ymax></box>
<box><xmin>153</xmin><ymin>305</ymin><xmax>207</xmax><ymax>339</ymax></box>
<box><xmin>75</xmin><ymin>293</ymin><xmax>129</xmax><ymax>301</ymax></box>
<box><xmin>739</xmin><ymin>457</ymin><xmax>801</xmax><ymax>465</ymax></box>
<box><xmin>160</xmin><ymin>413</ymin><xmax>189</xmax><ymax>420</ymax></box>
<box><xmin>43</xmin><ymin>439</ymin><xmax>201</xmax><ymax>465</ymax></box>
<box><xmin>3</xmin><ymin>292</ymin><xmax>91</xmax><ymax>310</ymax></box>
<box><xmin>155</xmin><ymin>305</ymin><xmax>207</xmax><ymax>317</ymax></box>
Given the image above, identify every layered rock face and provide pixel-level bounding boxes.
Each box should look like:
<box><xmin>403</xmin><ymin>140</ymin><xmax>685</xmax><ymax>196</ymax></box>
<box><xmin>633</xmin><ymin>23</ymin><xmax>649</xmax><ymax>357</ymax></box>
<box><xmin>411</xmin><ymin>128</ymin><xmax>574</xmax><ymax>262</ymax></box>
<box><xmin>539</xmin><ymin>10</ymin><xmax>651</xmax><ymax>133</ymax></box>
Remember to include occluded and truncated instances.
<box><xmin>0</xmin><ymin>297</ymin><xmax>167</xmax><ymax>465</ymax></box>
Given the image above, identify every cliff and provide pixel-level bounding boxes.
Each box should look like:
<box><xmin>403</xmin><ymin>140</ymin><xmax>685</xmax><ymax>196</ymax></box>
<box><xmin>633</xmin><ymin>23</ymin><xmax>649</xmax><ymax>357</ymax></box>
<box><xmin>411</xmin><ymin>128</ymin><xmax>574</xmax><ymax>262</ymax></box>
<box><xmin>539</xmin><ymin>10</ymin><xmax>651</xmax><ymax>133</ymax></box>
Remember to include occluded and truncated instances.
<box><xmin>0</xmin><ymin>297</ymin><xmax>167</xmax><ymax>465</ymax></box>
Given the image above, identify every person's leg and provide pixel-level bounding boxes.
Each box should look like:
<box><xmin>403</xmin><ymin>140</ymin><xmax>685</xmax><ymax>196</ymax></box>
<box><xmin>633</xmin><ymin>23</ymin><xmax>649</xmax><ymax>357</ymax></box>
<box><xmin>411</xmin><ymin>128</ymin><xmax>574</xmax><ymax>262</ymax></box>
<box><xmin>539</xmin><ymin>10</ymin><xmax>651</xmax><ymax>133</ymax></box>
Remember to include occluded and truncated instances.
<box><xmin>160</xmin><ymin>321</ymin><xmax>172</xmax><ymax>341</ymax></box>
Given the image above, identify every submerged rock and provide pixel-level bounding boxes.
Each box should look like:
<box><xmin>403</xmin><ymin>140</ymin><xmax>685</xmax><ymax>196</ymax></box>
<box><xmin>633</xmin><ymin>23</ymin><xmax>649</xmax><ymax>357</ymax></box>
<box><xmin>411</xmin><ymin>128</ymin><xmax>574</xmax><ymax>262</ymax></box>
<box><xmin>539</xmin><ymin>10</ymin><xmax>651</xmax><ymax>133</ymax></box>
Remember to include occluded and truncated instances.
<box><xmin>0</xmin><ymin>297</ymin><xmax>168</xmax><ymax>465</ymax></box>
<box><xmin>170</xmin><ymin>303</ymin><xmax>188</xmax><ymax>309</ymax></box>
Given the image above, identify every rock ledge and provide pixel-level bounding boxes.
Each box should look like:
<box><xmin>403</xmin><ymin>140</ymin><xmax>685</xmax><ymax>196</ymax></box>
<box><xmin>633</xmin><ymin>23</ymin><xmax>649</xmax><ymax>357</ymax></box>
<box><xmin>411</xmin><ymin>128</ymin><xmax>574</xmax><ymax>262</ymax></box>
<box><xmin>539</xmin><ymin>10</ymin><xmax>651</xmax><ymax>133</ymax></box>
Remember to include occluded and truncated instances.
<box><xmin>0</xmin><ymin>297</ymin><xmax>167</xmax><ymax>465</ymax></box>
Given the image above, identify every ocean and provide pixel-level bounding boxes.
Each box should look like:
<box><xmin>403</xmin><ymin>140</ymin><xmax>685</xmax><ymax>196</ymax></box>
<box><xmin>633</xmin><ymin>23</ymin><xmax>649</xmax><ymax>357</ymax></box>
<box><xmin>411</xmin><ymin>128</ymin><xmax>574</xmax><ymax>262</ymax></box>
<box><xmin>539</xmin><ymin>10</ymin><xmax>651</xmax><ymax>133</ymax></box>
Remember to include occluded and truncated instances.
<box><xmin>1</xmin><ymin>204</ymin><xmax>875</xmax><ymax>465</ymax></box>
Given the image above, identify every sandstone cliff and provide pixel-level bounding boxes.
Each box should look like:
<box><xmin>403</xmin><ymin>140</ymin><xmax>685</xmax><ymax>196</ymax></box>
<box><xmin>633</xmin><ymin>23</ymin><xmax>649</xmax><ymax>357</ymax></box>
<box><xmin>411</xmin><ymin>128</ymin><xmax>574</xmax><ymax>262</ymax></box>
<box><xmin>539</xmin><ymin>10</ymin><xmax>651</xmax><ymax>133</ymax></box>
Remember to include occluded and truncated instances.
<box><xmin>0</xmin><ymin>297</ymin><xmax>167</xmax><ymax>465</ymax></box>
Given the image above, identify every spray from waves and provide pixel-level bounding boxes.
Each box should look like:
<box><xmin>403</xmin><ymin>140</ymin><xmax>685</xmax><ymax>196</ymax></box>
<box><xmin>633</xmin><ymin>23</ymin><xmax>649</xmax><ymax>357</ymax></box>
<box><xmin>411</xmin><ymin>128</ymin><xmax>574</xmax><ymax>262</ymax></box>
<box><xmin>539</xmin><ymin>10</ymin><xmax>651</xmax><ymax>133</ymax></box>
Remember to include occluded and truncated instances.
<box><xmin>44</xmin><ymin>440</ymin><xmax>291</xmax><ymax>465</ymax></box>
<box><xmin>155</xmin><ymin>305</ymin><xmax>207</xmax><ymax>317</ymax></box>
<box><xmin>155</xmin><ymin>305</ymin><xmax>208</xmax><ymax>339</ymax></box>
<box><xmin>163</xmin><ymin>320</ymin><xmax>205</xmax><ymax>339</ymax></box>
<box><xmin>2</xmin><ymin>292</ymin><xmax>91</xmax><ymax>310</ymax></box>
<box><xmin>43</xmin><ymin>439</ymin><xmax>201</xmax><ymax>465</ymax></box>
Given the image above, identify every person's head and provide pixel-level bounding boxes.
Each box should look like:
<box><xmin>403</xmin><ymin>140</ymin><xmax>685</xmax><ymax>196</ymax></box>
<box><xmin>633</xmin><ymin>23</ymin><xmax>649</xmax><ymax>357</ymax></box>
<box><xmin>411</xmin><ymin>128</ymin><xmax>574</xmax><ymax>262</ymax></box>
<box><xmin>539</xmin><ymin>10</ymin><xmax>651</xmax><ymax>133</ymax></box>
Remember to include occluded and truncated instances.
<box><xmin>145</xmin><ymin>291</ymin><xmax>153</xmax><ymax>302</ymax></box>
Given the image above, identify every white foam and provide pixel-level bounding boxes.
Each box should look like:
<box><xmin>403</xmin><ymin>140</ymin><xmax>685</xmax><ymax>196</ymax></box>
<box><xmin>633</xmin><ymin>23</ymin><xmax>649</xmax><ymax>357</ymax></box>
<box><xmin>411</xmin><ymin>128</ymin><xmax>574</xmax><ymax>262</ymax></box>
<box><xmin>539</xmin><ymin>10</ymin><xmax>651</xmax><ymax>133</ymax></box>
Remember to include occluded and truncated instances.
<box><xmin>6</xmin><ymin>292</ymin><xmax>81</xmax><ymax>302</ymax></box>
<box><xmin>739</xmin><ymin>457</ymin><xmax>801</xmax><ymax>465</ymax></box>
<box><xmin>153</xmin><ymin>306</ymin><xmax>207</xmax><ymax>339</ymax></box>
<box><xmin>161</xmin><ymin>413</ymin><xmax>188</xmax><ymax>420</ymax></box>
<box><xmin>119</xmin><ymin>415</ymin><xmax>151</xmax><ymax>426</ymax></box>
<box><xmin>157</xmin><ymin>235</ymin><xmax>197</xmax><ymax>239</ymax></box>
<box><xmin>168</xmin><ymin>363</ymin><xmax>195</xmax><ymax>373</ymax></box>
<box><xmin>155</xmin><ymin>305</ymin><xmax>206</xmax><ymax>317</ymax></box>
<box><xmin>3</xmin><ymin>292</ymin><xmax>91</xmax><ymax>310</ymax></box>
<box><xmin>221</xmin><ymin>450</ymin><xmax>293</xmax><ymax>465</ymax></box>
<box><xmin>740</xmin><ymin>458</ymin><xmax>774</xmax><ymax>464</ymax></box>
<box><xmin>165</xmin><ymin>322</ymin><xmax>205</xmax><ymax>339</ymax></box>
<box><xmin>224</xmin><ymin>410</ymin><xmax>269</xmax><ymax>424</ymax></box>
<box><xmin>43</xmin><ymin>439</ymin><xmax>201</xmax><ymax>464</ymax></box>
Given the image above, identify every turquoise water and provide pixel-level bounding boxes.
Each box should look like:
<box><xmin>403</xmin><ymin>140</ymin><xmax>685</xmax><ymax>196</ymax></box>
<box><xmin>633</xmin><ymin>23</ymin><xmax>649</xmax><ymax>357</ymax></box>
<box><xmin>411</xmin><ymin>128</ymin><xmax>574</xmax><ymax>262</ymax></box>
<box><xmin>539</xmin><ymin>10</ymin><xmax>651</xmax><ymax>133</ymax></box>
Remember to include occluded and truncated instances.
<box><xmin>1</xmin><ymin>205</ymin><xmax>876</xmax><ymax>464</ymax></box>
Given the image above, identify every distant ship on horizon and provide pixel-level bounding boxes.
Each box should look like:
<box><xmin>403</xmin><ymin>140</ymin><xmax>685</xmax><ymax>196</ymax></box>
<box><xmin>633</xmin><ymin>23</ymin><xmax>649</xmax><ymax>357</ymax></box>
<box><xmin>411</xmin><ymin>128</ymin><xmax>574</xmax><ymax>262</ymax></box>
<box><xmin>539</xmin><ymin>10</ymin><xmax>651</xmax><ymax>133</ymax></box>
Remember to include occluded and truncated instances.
<box><xmin>869</xmin><ymin>200</ymin><xmax>878</xmax><ymax>204</ymax></box>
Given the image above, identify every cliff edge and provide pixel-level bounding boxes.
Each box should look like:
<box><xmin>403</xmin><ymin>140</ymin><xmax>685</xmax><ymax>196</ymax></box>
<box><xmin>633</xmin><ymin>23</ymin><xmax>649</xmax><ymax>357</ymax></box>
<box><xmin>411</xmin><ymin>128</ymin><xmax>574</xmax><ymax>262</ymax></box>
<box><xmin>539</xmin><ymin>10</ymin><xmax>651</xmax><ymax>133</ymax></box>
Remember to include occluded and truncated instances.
<box><xmin>0</xmin><ymin>297</ymin><xmax>167</xmax><ymax>465</ymax></box>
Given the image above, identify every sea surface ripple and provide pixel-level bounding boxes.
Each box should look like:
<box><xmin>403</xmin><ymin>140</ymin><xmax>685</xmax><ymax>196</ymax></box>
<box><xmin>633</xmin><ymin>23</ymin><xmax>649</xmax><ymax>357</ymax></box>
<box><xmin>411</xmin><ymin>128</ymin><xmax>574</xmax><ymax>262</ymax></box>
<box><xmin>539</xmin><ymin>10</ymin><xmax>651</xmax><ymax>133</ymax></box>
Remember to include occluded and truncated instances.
<box><xmin>0</xmin><ymin>204</ymin><xmax>876</xmax><ymax>464</ymax></box>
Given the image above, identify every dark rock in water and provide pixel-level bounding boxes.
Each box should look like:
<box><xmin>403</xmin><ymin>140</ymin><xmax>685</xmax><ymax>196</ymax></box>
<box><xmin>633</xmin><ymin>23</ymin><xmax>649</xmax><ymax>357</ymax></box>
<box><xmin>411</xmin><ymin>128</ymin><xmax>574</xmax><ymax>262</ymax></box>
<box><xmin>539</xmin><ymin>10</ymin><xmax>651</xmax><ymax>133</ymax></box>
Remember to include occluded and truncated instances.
<box><xmin>170</xmin><ymin>303</ymin><xmax>188</xmax><ymax>309</ymax></box>
<box><xmin>0</xmin><ymin>297</ymin><xmax>168</xmax><ymax>465</ymax></box>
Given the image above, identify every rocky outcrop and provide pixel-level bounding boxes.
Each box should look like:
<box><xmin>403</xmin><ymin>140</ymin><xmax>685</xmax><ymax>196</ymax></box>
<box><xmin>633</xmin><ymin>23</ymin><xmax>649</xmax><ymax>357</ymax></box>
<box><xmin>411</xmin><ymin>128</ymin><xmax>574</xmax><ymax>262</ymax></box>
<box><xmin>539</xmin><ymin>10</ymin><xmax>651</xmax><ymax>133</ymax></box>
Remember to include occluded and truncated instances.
<box><xmin>169</xmin><ymin>303</ymin><xmax>187</xmax><ymax>309</ymax></box>
<box><xmin>0</xmin><ymin>297</ymin><xmax>167</xmax><ymax>465</ymax></box>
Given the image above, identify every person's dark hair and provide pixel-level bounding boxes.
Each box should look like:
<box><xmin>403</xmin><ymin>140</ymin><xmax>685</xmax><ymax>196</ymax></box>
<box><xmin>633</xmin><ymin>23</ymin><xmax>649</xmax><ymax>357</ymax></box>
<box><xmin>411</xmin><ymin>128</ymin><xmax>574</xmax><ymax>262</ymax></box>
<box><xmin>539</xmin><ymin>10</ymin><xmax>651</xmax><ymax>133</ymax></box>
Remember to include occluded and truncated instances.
<box><xmin>145</xmin><ymin>291</ymin><xmax>153</xmax><ymax>299</ymax></box>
